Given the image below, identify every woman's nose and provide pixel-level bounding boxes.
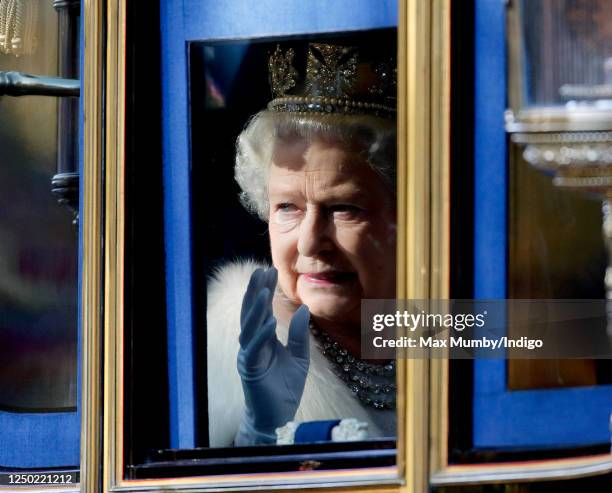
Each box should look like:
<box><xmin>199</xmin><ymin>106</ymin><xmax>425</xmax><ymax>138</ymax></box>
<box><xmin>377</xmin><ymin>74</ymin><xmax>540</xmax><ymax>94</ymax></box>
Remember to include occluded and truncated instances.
<box><xmin>297</xmin><ymin>208</ymin><xmax>333</xmax><ymax>257</ymax></box>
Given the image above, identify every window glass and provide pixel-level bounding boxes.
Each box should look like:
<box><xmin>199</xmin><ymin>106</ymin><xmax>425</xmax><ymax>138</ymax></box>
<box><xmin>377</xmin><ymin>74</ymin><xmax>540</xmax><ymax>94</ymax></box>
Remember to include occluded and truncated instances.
<box><xmin>190</xmin><ymin>31</ymin><xmax>398</xmax><ymax>450</ymax></box>
<box><xmin>508</xmin><ymin>0</ymin><xmax>612</xmax><ymax>390</ymax></box>
<box><xmin>0</xmin><ymin>2</ymin><xmax>78</xmax><ymax>412</ymax></box>
<box><xmin>520</xmin><ymin>0</ymin><xmax>612</xmax><ymax>107</ymax></box>
<box><xmin>508</xmin><ymin>146</ymin><xmax>612</xmax><ymax>390</ymax></box>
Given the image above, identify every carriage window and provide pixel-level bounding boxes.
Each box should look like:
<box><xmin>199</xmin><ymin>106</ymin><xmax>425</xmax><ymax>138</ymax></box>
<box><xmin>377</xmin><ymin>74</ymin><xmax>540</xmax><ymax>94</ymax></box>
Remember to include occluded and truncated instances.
<box><xmin>191</xmin><ymin>31</ymin><xmax>398</xmax><ymax>449</ymax></box>
<box><xmin>443</xmin><ymin>0</ymin><xmax>612</xmax><ymax>469</ymax></box>
<box><xmin>0</xmin><ymin>0</ymin><xmax>80</xmax><ymax>474</ymax></box>
<box><xmin>506</xmin><ymin>0</ymin><xmax>612</xmax><ymax>391</ymax></box>
<box><xmin>123</xmin><ymin>23</ymin><xmax>400</xmax><ymax>481</ymax></box>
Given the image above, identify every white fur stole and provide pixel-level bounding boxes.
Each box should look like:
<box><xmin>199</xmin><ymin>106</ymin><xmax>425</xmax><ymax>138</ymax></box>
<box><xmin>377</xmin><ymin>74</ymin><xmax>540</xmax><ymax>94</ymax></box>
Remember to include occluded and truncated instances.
<box><xmin>206</xmin><ymin>260</ymin><xmax>383</xmax><ymax>448</ymax></box>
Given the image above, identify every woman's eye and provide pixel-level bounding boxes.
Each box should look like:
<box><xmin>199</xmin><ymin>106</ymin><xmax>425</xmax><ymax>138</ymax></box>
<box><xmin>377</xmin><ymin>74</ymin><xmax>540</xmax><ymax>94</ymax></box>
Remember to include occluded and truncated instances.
<box><xmin>277</xmin><ymin>203</ymin><xmax>298</xmax><ymax>213</ymax></box>
<box><xmin>273</xmin><ymin>203</ymin><xmax>302</xmax><ymax>225</ymax></box>
<box><xmin>329</xmin><ymin>204</ymin><xmax>363</xmax><ymax>219</ymax></box>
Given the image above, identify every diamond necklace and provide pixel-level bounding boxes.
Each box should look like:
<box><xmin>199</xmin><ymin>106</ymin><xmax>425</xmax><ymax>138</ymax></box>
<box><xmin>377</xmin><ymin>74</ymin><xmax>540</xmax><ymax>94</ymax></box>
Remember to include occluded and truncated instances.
<box><xmin>310</xmin><ymin>323</ymin><xmax>396</xmax><ymax>410</ymax></box>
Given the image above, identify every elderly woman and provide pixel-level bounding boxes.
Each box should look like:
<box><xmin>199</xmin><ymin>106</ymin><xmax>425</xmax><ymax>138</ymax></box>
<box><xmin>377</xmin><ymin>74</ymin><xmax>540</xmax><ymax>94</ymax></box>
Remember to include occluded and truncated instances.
<box><xmin>207</xmin><ymin>42</ymin><xmax>397</xmax><ymax>447</ymax></box>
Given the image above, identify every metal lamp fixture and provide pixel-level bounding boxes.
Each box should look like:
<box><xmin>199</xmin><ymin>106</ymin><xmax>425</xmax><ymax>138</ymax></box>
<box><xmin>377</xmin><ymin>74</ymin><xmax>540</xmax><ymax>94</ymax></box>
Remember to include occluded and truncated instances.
<box><xmin>0</xmin><ymin>0</ymin><xmax>80</xmax><ymax>223</ymax></box>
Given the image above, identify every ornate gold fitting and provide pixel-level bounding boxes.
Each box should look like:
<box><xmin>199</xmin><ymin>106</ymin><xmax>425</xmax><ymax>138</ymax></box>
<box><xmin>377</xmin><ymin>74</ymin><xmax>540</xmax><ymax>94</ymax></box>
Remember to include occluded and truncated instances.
<box><xmin>267</xmin><ymin>42</ymin><xmax>396</xmax><ymax>119</ymax></box>
<box><xmin>0</xmin><ymin>0</ymin><xmax>39</xmax><ymax>57</ymax></box>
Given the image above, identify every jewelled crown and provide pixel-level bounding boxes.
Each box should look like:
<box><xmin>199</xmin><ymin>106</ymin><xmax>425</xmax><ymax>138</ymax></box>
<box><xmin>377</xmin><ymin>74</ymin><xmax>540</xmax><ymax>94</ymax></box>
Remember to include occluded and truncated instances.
<box><xmin>267</xmin><ymin>42</ymin><xmax>396</xmax><ymax>119</ymax></box>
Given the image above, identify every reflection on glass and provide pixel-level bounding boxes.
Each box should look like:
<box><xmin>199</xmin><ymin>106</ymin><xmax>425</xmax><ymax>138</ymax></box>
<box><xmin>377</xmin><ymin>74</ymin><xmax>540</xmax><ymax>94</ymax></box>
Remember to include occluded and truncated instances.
<box><xmin>508</xmin><ymin>146</ymin><xmax>612</xmax><ymax>390</ymax></box>
<box><xmin>190</xmin><ymin>31</ymin><xmax>397</xmax><ymax>449</ymax></box>
<box><xmin>521</xmin><ymin>0</ymin><xmax>612</xmax><ymax>107</ymax></box>
<box><xmin>0</xmin><ymin>1</ymin><xmax>77</xmax><ymax>411</ymax></box>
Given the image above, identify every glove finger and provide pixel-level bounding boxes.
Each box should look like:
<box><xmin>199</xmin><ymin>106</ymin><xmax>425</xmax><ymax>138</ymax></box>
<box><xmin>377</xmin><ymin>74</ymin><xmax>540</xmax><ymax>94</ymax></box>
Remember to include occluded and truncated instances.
<box><xmin>263</xmin><ymin>266</ymin><xmax>278</xmax><ymax>296</ymax></box>
<box><xmin>239</xmin><ymin>287</ymin><xmax>272</xmax><ymax>348</ymax></box>
<box><xmin>243</xmin><ymin>315</ymin><xmax>277</xmax><ymax>368</ymax></box>
<box><xmin>287</xmin><ymin>304</ymin><xmax>310</xmax><ymax>360</ymax></box>
<box><xmin>260</xmin><ymin>267</ymin><xmax>277</xmax><ymax>322</ymax></box>
<box><xmin>240</xmin><ymin>268</ymin><xmax>265</xmax><ymax>327</ymax></box>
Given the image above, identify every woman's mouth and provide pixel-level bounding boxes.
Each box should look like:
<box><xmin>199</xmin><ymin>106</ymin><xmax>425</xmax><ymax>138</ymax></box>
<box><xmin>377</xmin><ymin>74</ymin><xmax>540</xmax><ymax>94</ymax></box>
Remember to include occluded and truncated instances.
<box><xmin>301</xmin><ymin>271</ymin><xmax>356</xmax><ymax>285</ymax></box>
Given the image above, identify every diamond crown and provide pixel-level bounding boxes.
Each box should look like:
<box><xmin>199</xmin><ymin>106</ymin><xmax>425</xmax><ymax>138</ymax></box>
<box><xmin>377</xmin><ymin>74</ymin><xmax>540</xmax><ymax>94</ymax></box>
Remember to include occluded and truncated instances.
<box><xmin>268</xmin><ymin>42</ymin><xmax>396</xmax><ymax>119</ymax></box>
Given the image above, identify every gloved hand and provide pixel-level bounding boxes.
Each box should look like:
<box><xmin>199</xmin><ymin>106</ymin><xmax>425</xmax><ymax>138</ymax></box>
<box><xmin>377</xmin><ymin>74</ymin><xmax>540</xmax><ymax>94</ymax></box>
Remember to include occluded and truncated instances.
<box><xmin>234</xmin><ymin>267</ymin><xmax>311</xmax><ymax>446</ymax></box>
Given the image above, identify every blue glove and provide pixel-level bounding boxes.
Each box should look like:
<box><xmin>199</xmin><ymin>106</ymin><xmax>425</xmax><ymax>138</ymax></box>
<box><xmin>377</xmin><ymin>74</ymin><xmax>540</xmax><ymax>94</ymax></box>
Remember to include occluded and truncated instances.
<box><xmin>234</xmin><ymin>267</ymin><xmax>311</xmax><ymax>446</ymax></box>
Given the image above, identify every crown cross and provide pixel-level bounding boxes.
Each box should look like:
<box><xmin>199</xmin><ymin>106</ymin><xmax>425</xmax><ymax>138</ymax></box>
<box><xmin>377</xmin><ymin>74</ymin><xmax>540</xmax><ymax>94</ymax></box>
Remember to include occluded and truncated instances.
<box><xmin>306</xmin><ymin>43</ymin><xmax>358</xmax><ymax>98</ymax></box>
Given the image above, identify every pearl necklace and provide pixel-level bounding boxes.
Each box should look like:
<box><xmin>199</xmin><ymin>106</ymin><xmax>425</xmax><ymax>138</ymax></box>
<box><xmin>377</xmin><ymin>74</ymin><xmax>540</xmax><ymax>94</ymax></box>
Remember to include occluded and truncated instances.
<box><xmin>310</xmin><ymin>323</ymin><xmax>396</xmax><ymax>410</ymax></box>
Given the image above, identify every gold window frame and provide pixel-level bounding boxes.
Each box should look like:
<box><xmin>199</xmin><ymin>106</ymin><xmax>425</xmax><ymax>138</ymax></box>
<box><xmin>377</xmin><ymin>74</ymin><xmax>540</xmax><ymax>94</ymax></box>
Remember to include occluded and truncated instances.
<box><xmin>80</xmin><ymin>0</ymin><xmax>450</xmax><ymax>492</ymax></box>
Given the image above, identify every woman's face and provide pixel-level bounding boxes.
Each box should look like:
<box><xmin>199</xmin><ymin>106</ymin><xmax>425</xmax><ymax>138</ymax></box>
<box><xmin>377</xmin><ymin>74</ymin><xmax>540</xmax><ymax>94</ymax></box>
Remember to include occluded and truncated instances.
<box><xmin>268</xmin><ymin>137</ymin><xmax>396</xmax><ymax>325</ymax></box>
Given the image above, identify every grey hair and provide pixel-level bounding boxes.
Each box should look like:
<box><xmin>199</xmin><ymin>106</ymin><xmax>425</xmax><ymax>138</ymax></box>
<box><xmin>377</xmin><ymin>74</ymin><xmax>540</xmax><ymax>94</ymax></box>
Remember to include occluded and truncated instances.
<box><xmin>235</xmin><ymin>110</ymin><xmax>396</xmax><ymax>221</ymax></box>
